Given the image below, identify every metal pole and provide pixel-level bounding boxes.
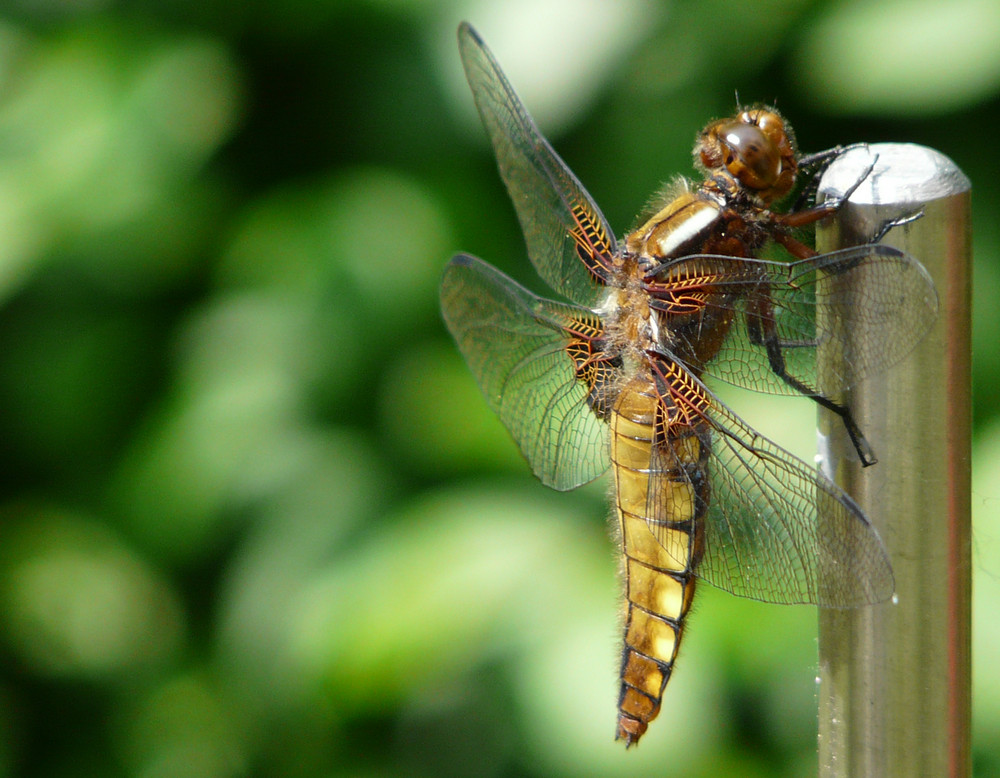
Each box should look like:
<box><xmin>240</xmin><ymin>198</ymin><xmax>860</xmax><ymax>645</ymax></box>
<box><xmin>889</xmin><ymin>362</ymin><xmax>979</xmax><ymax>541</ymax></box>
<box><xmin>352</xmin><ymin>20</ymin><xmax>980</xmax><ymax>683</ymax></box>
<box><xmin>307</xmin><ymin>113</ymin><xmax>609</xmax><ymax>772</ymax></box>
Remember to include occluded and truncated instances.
<box><xmin>815</xmin><ymin>144</ymin><xmax>971</xmax><ymax>778</ymax></box>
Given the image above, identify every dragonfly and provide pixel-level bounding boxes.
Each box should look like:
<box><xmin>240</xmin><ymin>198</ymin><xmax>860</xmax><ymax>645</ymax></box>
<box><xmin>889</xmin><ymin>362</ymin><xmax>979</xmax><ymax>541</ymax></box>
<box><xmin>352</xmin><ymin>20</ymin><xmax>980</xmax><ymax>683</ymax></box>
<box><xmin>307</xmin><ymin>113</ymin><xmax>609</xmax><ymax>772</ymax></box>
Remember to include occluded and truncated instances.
<box><xmin>440</xmin><ymin>22</ymin><xmax>937</xmax><ymax>746</ymax></box>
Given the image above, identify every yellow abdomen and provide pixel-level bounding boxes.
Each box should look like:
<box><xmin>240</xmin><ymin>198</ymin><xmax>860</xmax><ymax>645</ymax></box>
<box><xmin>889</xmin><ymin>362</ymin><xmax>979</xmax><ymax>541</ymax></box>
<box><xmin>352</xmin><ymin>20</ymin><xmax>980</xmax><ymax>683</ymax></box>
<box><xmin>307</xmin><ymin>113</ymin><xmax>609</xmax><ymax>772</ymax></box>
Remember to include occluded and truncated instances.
<box><xmin>610</xmin><ymin>377</ymin><xmax>707</xmax><ymax>746</ymax></box>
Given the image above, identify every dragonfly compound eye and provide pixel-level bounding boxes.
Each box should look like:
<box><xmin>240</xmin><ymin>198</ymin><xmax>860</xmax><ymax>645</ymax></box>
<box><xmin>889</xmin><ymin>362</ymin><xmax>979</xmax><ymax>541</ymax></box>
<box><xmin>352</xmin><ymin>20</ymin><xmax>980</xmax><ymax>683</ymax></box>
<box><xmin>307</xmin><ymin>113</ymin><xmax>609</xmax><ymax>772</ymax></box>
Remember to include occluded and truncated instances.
<box><xmin>719</xmin><ymin>122</ymin><xmax>781</xmax><ymax>190</ymax></box>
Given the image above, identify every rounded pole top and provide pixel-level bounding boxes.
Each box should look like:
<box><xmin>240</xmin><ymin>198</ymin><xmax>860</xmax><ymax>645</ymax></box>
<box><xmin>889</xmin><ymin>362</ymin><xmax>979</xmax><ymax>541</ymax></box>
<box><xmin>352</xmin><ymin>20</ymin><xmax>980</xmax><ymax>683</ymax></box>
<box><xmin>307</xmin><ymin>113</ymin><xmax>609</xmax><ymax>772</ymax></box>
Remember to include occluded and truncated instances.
<box><xmin>818</xmin><ymin>143</ymin><xmax>970</xmax><ymax>205</ymax></box>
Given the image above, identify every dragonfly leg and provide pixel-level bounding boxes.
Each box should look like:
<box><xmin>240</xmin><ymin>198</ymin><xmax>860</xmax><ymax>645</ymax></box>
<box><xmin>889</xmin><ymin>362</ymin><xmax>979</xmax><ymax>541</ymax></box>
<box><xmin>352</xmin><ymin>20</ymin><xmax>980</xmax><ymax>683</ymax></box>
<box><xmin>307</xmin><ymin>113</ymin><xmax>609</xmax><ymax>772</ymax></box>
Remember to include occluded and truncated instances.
<box><xmin>797</xmin><ymin>142</ymin><xmax>868</xmax><ymax>170</ymax></box>
<box><xmin>746</xmin><ymin>298</ymin><xmax>877</xmax><ymax>467</ymax></box>
<box><xmin>775</xmin><ymin>154</ymin><xmax>878</xmax><ymax>230</ymax></box>
<box><xmin>792</xmin><ymin>143</ymin><xmax>868</xmax><ymax>212</ymax></box>
<box><xmin>871</xmin><ymin>211</ymin><xmax>923</xmax><ymax>243</ymax></box>
<box><xmin>760</xmin><ymin>346</ymin><xmax>877</xmax><ymax>467</ymax></box>
<box><xmin>774</xmin><ymin>230</ymin><xmax>820</xmax><ymax>260</ymax></box>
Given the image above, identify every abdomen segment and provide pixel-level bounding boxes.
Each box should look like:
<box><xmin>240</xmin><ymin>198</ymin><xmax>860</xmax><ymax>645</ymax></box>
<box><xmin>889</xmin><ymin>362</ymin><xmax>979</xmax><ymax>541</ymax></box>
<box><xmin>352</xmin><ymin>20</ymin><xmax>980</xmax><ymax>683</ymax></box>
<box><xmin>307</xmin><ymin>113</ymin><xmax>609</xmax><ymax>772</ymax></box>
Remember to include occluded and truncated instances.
<box><xmin>610</xmin><ymin>378</ymin><xmax>707</xmax><ymax>745</ymax></box>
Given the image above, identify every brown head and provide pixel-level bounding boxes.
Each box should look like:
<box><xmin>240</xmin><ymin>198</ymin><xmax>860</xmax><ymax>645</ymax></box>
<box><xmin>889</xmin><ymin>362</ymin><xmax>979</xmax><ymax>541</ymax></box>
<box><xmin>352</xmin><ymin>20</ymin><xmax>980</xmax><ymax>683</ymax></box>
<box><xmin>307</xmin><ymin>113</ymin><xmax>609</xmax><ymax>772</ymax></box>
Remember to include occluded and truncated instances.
<box><xmin>696</xmin><ymin>106</ymin><xmax>797</xmax><ymax>205</ymax></box>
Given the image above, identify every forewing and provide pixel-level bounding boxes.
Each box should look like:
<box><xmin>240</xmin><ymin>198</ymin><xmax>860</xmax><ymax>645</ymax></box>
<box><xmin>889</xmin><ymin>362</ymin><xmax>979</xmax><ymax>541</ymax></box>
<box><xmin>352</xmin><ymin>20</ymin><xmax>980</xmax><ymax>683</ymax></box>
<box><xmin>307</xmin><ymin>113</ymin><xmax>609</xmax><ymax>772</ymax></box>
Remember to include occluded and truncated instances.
<box><xmin>645</xmin><ymin>360</ymin><xmax>893</xmax><ymax>607</ymax></box>
<box><xmin>441</xmin><ymin>253</ymin><xmax>615</xmax><ymax>491</ymax></box>
<box><xmin>458</xmin><ymin>23</ymin><xmax>615</xmax><ymax>307</ymax></box>
<box><xmin>650</xmin><ymin>245</ymin><xmax>937</xmax><ymax>396</ymax></box>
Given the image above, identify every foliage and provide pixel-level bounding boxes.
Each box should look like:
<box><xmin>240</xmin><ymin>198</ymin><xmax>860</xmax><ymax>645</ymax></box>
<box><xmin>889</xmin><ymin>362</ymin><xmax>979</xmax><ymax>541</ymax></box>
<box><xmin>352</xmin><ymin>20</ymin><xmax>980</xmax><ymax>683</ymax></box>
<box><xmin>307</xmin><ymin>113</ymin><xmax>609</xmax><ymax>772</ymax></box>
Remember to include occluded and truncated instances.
<box><xmin>0</xmin><ymin>1</ymin><xmax>996</xmax><ymax>775</ymax></box>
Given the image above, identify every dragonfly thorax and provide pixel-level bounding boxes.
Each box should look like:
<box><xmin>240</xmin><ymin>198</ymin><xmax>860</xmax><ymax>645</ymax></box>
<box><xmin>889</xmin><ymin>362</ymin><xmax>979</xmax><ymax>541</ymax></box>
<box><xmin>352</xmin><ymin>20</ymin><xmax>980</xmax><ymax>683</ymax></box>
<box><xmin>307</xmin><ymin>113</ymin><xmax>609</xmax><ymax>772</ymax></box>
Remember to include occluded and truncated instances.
<box><xmin>599</xmin><ymin>259</ymin><xmax>661</xmax><ymax>370</ymax></box>
<box><xmin>626</xmin><ymin>189</ymin><xmax>725</xmax><ymax>261</ymax></box>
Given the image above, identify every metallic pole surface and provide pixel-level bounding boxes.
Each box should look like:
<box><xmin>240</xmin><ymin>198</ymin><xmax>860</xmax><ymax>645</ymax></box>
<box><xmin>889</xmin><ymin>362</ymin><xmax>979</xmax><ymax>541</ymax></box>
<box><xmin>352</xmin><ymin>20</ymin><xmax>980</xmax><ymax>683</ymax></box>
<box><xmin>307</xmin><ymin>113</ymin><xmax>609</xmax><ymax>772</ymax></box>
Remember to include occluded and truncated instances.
<box><xmin>815</xmin><ymin>144</ymin><xmax>971</xmax><ymax>778</ymax></box>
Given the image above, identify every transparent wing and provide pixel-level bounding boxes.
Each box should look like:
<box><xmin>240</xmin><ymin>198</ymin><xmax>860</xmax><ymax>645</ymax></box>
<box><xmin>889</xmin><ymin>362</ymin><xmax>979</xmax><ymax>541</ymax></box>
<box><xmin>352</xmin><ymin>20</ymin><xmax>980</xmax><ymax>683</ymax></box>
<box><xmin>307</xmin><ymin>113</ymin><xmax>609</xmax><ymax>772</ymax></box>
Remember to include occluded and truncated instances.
<box><xmin>441</xmin><ymin>253</ymin><xmax>616</xmax><ymax>490</ymax></box>
<box><xmin>647</xmin><ymin>244</ymin><xmax>937</xmax><ymax>396</ymax></box>
<box><xmin>646</xmin><ymin>358</ymin><xmax>893</xmax><ymax>607</ymax></box>
<box><xmin>458</xmin><ymin>22</ymin><xmax>615</xmax><ymax>307</ymax></box>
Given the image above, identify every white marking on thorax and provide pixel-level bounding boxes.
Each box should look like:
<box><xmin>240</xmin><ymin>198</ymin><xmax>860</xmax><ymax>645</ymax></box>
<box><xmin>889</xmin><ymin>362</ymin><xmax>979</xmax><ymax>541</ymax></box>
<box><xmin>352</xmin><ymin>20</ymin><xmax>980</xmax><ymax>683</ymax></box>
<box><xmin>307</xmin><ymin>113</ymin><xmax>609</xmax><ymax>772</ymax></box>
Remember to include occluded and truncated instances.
<box><xmin>647</xmin><ymin>307</ymin><xmax>660</xmax><ymax>344</ymax></box>
<box><xmin>595</xmin><ymin>287</ymin><xmax>619</xmax><ymax>317</ymax></box>
<box><xmin>656</xmin><ymin>205</ymin><xmax>717</xmax><ymax>257</ymax></box>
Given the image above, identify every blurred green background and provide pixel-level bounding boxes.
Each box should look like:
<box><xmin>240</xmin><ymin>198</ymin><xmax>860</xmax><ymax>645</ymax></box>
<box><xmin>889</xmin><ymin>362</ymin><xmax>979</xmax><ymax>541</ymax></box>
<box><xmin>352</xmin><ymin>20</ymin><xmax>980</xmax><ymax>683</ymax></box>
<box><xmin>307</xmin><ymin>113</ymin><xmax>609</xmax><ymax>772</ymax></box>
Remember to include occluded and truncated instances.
<box><xmin>0</xmin><ymin>0</ymin><xmax>996</xmax><ymax>775</ymax></box>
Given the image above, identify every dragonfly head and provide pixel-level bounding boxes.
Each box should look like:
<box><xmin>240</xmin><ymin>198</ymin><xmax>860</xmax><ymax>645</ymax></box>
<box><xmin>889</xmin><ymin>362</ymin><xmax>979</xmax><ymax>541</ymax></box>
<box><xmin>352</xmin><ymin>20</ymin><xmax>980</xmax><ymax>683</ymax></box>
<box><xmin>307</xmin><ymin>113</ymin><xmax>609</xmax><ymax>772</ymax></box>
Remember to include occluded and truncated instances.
<box><xmin>697</xmin><ymin>106</ymin><xmax>797</xmax><ymax>204</ymax></box>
